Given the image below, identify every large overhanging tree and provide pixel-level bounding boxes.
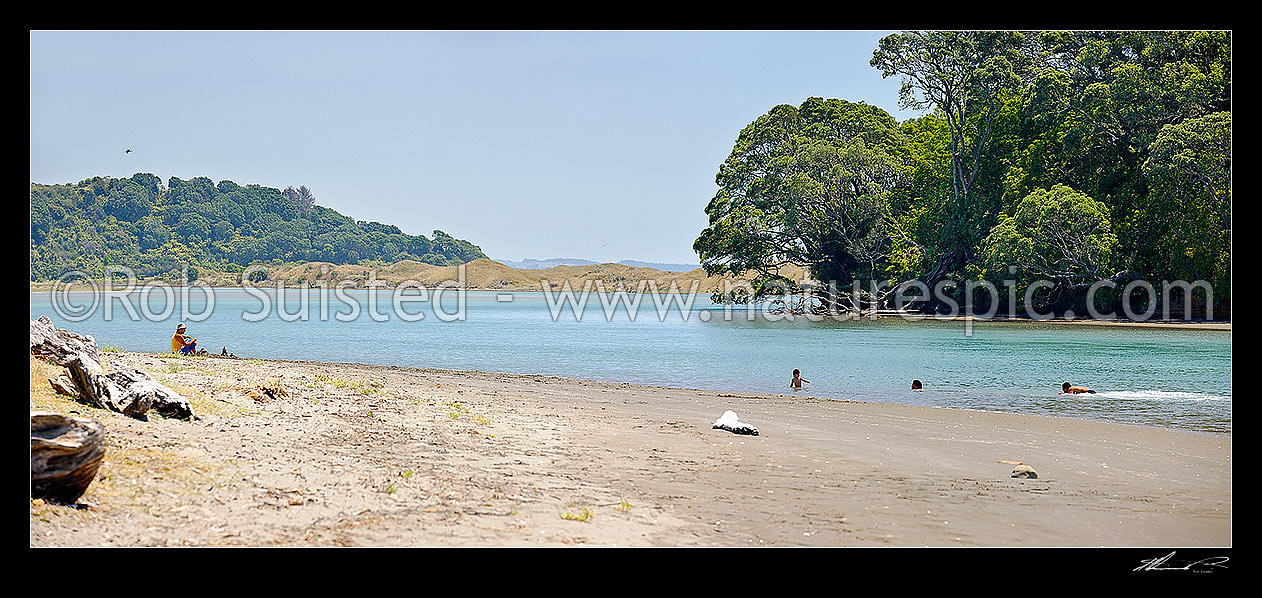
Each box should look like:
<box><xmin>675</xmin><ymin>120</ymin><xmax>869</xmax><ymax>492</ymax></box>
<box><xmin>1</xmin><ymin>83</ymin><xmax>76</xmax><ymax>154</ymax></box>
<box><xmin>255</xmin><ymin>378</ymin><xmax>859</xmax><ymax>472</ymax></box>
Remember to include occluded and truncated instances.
<box><xmin>870</xmin><ymin>30</ymin><xmax>1033</xmax><ymax>284</ymax></box>
<box><xmin>693</xmin><ymin>97</ymin><xmax>907</xmax><ymax>313</ymax></box>
<box><xmin>694</xmin><ymin>32</ymin><xmax>1230</xmax><ymax>319</ymax></box>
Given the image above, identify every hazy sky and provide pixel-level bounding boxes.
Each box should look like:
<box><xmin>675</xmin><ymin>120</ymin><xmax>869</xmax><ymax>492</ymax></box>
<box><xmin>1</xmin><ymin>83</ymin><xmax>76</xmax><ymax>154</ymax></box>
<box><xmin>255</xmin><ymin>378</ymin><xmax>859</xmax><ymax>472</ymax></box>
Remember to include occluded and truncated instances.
<box><xmin>30</xmin><ymin>30</ymin><xmax>921</xmax><ymax>265</ymax></box>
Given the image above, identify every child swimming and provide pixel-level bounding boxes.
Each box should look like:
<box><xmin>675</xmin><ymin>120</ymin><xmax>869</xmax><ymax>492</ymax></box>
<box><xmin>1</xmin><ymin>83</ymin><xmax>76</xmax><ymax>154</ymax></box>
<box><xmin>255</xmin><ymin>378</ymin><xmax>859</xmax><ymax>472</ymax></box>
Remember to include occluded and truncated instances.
<box><xmin>1060</xmin><ymin>382</ymin><xmax>1096</xmax><ymax>395</ymax></box>
<box><xmin>791</xmin><ymin>369</ymin><xmax>811</xmax><ymax>391</ymax></box>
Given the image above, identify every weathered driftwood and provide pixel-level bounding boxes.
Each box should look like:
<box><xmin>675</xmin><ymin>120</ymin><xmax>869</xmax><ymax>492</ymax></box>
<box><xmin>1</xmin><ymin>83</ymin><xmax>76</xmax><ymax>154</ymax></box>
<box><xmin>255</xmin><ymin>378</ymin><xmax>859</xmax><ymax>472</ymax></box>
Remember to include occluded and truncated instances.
<box><xmin>62</xmin><ymin>353</ymin><xmax>194</xmax><ymax>420</ymax></box>
<box><xmin>35</xmin><ymin>320</ymin><xmax>194</xmax><ymax>420</ymax></box>
<box><xmin>30</xmin><ymin>316</ymin><xmax>99</xmax><ymax>365</ymax></box>
<box><xmin>107</xmin><ymin>367</ymin><xmax>194</xmax><ymax>419</ymax></box>
<box><xmin>31</xmin><ymin>412</ymin><xmax>106</xmax><ymax>504</ymax></box>
<box><xmin>48</xmin><ymin>372</ymin><xmax>78</xmax><ymax>397</ymax></box>
<box><xmin>64</xmin><ymin>352</ymin><xmax>152</xmax><ymax>418</ymax></box>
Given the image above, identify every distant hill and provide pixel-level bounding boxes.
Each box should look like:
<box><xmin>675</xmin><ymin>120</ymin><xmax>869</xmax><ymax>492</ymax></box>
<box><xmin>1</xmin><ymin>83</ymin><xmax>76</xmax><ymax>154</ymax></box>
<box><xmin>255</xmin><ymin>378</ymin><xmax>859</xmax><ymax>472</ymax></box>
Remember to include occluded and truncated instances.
<box><xmin>192</xmin><ymin>258</ymin><xmax>810</xmax><ymax>293</ymax></box>
<box><xmin>494</xmin><ymin>257</ymin><xmax>597</xmax><ymax>269</ymax></box>
<box><xmin>30</xmin><ymin>256</ymin><xmax>814</xmax><ymax>294</ymax></box>
<box><xmin>617</xmin><ymin>259</ymin><xmax>700</xmax><ymax>273</ymax></box>
<box><xmin>496</xmin><ymin>257</ymin><xmax>701</xmax><ymax>272</ymax></box>
<box><xmin>30</xmin><ymin>174</ymin><xmax>486</xmax><ymax>281</ymax></box>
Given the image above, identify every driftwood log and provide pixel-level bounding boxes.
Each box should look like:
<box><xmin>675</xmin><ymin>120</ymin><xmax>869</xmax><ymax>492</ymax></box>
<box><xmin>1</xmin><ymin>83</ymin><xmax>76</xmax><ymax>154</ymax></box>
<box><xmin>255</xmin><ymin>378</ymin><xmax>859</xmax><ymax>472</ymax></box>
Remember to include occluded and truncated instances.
<box><xmin>33</xmin><ymin>317</ymin><xmax>195</xmax><ymax>420</ymax></box>
<box><xmin>31</xmin><ymin>412</ymin><xmax>105</xmax><ymax>504</ymax></box>
<box><xmin>61</xmin><ymin>353</ymin><xmax>194</xmax><ymax>420</ymax></box>
<box><xmin>64</xmin><ymin>352</ymin><xmax>153</xmax><ymax>418</ymax></box>
<box><xmin>107</xmin><ymin>367</ymin><xmax>194</xmax><ymax>419</ymax></box>
<box><xmin>30</xmin><ymin>316</ymin><xmax>99</xmax><ymax>365</ymax></box>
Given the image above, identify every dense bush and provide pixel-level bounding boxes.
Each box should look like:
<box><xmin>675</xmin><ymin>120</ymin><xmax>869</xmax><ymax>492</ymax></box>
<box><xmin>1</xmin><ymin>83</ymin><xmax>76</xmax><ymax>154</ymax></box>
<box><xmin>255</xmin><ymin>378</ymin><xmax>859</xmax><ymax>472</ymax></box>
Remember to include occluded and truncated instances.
<box><xmin>30</xmin><ymin>174</ymin><xmax>486</xmax><ymax>280</ymax></box>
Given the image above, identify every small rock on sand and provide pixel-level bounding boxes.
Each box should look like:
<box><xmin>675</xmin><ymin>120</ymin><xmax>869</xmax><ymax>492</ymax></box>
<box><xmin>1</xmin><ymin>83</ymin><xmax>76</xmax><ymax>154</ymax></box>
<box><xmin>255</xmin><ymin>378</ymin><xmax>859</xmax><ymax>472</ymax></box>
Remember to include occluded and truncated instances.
<box><xmin>1011</xmin><ymin>464</ymin><xmax>1038</xmax><ymax>479</ymax></box>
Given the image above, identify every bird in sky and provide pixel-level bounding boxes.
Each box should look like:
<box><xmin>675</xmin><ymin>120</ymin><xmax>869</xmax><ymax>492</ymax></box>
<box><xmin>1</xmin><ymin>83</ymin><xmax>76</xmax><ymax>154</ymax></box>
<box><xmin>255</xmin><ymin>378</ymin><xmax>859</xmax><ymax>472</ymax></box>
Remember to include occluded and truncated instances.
<box><xmin>124</xmin><ymin>148</ymin><xmax>132</xmax><ymax>154</ymax></box>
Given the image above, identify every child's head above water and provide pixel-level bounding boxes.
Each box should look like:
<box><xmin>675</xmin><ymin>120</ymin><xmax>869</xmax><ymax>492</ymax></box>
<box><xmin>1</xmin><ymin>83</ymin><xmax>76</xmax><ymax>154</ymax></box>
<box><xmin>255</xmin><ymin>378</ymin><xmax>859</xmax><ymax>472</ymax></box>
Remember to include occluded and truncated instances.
<box><xmin>1062</xmin><ymin>382</ymin><xmax>1072</xmax><ymax>391</ymax></box>
<box><xmin>912</xmin><ymin>379</ymin><xmax>922</xmax><ymax>390</ymax></box>
<box><xmin>793</xmin><ymin>369</ymin><xmax>801</xmax><ymax>377</ymax></box>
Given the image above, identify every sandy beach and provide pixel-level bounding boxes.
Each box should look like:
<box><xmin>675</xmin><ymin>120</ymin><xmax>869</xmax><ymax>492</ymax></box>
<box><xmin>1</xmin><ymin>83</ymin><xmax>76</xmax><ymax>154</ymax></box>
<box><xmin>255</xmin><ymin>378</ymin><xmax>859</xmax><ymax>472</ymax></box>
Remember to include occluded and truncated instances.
<box><xmin>29</xmin><ymin>352</ymin><xmax>1231</xmax><ymax>547</ymax></box>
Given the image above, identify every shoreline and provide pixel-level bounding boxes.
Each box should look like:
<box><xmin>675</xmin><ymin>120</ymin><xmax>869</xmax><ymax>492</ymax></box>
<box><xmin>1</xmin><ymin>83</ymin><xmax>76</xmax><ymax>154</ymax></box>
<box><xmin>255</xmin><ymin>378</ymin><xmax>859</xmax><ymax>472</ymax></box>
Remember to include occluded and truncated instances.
<box><xmin>267</xmin><ymin>356</ymin><xmax>1232</xmax><ymax>435</ymax></box>
<box><xmin>28</xmin><ymin>286</ymin><xmax>1230</xmax><ymax>331</ymax></box>
<box><xmin>31</xmin><ymin>351</ymin><xmax>1231</xmax><ymax>547</ymax></box>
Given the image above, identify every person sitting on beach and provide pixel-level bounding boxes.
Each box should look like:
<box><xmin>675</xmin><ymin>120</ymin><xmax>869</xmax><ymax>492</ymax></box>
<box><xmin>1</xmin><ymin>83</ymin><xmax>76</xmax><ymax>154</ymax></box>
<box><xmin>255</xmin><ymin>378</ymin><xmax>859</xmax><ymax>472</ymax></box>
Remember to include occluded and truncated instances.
<box><xmin>791</xmin><ymin>369</ymin><xmax>810</xmax><ymax>391</ymax></box>
<box><xmin>911</xmin><ymin>379</ymin><xmax>923</xmax><ymax>391</ymax></box>
<box><xmin>1060</xmin><ymin>382</ymin><xmax>1096</xmax><ymax>395</ymax></box>
<box><xmin>171</xmin><ymin>323</ymin><xmax>198</xmax><ymax>356</ymax></box>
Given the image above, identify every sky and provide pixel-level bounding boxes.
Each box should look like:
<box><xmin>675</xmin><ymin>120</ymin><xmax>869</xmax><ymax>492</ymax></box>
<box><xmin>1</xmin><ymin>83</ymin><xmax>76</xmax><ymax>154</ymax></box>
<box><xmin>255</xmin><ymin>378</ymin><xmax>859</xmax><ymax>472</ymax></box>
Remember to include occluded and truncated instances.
<box><xmin>30</xmin><ymin>30</ymin><xmax>922</xmax><ymax>265</ymax></box>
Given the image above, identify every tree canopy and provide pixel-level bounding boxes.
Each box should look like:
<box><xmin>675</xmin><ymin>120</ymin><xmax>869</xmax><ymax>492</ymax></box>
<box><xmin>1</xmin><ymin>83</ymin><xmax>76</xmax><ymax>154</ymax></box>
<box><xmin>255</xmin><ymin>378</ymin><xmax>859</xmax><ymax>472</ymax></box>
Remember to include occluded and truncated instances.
<box><xmin>978</xmin><ymin>184</ymin><xmax>1119</xmax><ymax>289</ymax></box>
<box><xmin>698</xmin><ymin>31</ymin><xmax>1231</xmax><ymax>317</ymax></box>
<box><xmin>30</xmin><ymin>174</ymin><xmax>486</xmax><ymax>281</ymax></box>
<box><xmin>694</xmin><ymin>97</ymin><xmax>907</xmax><ymax>309</ymax></box>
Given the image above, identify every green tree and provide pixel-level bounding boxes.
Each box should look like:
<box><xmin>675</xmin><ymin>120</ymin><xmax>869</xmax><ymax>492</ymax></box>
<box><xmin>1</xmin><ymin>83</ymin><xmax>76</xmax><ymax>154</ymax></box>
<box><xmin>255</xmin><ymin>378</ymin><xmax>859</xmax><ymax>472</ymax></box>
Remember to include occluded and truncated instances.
<box><xmin>871</xmin><ymin>31</ymin><xmax>1034</xmax><ymax>281</ymax></box>
<box><xmin>431</xmin><ymin>230</ymin><xmax>485</xmax><ymax>264</ymax></box>
<box><xmin>211</xmin><ymin>220</ymin><xmax>235</xmax><ymax>242</ymax></box>
<box><xmin>694</xmin><ymin>97</ymin><xmax>907</xmax><ymax>310</ymax></box>
<box><xmin>978</xmin><ymin>184</ymin><xmax>1119</xmax><ymax>309</ymax></box>
<box><xmin>135</xmin><ymin>216</ymin><xmax>170</xmax><ymax>251</ymax></box>
<box><xmin>102</xmin><ymin>182</ymin><xmax>152</xmax><ymax>222</ymax></box>
<box><xmin>1141</xmin><ymin>111</ymin><xmax>1231</xmax><ymax>296</ymax></box>
<box><xmin>174</xmin><ymin>212</ymin><xmax>212</xmax><ymax>242</ymax></box>
<box><xmin>1026</xmin><ymin>31</ymin><xmax>1230</xmax><ymax>279</ymax></box>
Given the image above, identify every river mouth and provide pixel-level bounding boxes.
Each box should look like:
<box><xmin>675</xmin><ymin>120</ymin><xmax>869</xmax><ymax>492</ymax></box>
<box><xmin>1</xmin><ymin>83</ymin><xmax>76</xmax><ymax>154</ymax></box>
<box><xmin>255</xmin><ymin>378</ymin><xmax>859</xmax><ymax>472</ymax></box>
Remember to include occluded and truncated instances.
<box><xmin>31</xmin><ymin>289</ymin><xmax>1232</xmax><ymax>433</ymax></box>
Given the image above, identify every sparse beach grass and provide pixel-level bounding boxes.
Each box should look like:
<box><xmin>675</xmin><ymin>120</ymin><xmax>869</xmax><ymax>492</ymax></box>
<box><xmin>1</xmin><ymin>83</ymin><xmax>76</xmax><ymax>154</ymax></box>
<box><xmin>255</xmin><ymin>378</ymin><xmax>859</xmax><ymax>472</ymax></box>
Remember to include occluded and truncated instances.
<box><xmin>306</xmin><ymin>374</ymin><xmax>382</xmax><ymax>396</ymax></box>
<box><xmin>29</xmin><ymin>358</ymin><xmax>68</xmax><ymax>412</ymax></box>
<box><xmin>560</xmin><ymin>505</ymin><xmax>594</xmax><ymax>522</ymax></box>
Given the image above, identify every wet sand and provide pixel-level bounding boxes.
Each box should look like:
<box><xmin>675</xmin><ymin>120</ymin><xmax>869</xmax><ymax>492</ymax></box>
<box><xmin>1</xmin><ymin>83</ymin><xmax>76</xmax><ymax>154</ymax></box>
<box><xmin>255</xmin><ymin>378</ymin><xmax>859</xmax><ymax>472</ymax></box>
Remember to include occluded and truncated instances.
<box><xmin>29</xmin><ymin>352</ymin><xmax>1231</xmax><ymax>547</ymax></box>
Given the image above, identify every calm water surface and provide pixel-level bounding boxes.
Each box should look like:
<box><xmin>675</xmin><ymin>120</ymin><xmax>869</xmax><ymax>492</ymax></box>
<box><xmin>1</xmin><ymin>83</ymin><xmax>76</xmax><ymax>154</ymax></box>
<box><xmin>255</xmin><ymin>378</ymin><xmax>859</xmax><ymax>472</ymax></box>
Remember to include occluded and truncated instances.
<box><xmin>31</xmin><ymin>289</ymin><xmax>1232</xmax><ymax>433</ymax></box>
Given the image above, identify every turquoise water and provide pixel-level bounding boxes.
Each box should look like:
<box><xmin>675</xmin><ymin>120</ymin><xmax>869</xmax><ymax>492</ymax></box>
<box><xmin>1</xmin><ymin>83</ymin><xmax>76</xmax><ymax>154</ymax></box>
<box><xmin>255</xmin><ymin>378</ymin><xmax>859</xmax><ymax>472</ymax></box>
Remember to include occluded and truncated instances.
<box><xmin>30</xmin><ymin>288</ymin><xmax>1232</xmax><ymax>433</ymax></box>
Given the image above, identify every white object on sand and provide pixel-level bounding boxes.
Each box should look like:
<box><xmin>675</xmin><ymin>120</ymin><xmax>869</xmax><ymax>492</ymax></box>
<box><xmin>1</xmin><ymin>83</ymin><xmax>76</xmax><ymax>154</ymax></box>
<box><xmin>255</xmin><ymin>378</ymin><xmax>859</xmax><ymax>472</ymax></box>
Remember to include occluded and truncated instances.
<box><xmin>712</xmin><ymin>410</ymin><xmax>759</xmax><ymax>436</ymax></box>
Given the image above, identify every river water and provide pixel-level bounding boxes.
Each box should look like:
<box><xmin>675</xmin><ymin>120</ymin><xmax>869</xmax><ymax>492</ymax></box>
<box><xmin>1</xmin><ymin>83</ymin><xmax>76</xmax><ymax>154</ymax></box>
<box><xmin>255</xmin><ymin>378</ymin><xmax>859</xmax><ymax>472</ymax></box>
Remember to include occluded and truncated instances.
<box><xmin>30</xmin><ymin>288</ymin><xmax>1232</xmax><ymax>433</ymax></box>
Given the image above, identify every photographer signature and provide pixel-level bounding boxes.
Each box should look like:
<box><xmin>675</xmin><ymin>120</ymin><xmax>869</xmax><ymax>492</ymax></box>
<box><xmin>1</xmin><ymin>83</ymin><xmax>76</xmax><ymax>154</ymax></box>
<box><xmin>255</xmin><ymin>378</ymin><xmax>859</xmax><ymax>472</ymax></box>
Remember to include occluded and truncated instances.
<box><xmin>1134</xmin><ymin>551</ymin><xmax>1229</xmax><ymax>572</ymax></box>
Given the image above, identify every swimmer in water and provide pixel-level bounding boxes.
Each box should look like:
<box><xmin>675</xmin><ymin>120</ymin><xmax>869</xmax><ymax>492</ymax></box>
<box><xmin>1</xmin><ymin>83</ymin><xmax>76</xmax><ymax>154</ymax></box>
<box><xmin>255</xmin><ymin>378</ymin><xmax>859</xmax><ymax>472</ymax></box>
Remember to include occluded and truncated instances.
<box><xmin>1060</xmin><ymin>381</ymin><xmax>1096</xmax><ymax>395</ymax></box>
<box><xmin>791</xmin><ymin>369</ymin><xmax>811</xmax><ymax>391</ymax></box>
<box><xmin>911</xmin><ymin>379</ymin><xmax>923</xmax><ymax>391</ymax></box>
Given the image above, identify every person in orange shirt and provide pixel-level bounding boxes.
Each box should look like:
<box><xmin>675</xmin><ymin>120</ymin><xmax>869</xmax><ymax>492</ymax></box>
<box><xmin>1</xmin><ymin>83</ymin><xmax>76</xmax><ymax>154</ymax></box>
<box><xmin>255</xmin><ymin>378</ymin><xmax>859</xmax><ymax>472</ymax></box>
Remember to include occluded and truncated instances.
<box><xmin>171</xmin><ymin>323</ymin><xmax>198</xmax><ymax>356</ymax></box>
<box><xmin>1060</xmin><ymin>381</ymin><xmax>1095</xmax><ymax>395</ymax></box>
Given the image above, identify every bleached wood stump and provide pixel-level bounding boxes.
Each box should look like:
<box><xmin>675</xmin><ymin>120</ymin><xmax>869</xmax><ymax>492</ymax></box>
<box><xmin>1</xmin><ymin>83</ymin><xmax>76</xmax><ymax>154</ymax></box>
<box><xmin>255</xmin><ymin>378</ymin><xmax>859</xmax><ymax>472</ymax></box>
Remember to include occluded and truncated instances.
<box><xmin>31</xmin><ymin>412</ymin><xmax>105</xmax><ymax>504</ymax></box>
<box><xmin>30</xmin><ymin>316</ymin><xmax>99</xmax><ymax>365</ymax></box>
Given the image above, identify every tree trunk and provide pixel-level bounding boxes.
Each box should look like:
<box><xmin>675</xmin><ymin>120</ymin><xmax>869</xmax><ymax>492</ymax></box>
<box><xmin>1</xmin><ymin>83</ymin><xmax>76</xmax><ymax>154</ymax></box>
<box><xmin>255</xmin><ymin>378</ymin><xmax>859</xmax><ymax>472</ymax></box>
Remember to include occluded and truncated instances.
<box><xmin>895</xmin><ymin>249</ymin><xmax>965</xmax><ymax>313</ymax></box>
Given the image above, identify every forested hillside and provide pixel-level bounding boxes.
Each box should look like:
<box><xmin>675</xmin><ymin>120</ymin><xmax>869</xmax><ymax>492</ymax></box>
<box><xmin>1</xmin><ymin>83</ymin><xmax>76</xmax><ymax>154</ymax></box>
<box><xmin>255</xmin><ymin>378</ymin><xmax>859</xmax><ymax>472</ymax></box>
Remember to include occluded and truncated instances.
<box><xmin>30</xmin><ymin>174</ymin><xmax>486</xmax><ymax>281</ymax></box>
<box><xmin>695</xmin><ymin>31</ymin><xmax>1230</xmax><ymax>316</ymax></box>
